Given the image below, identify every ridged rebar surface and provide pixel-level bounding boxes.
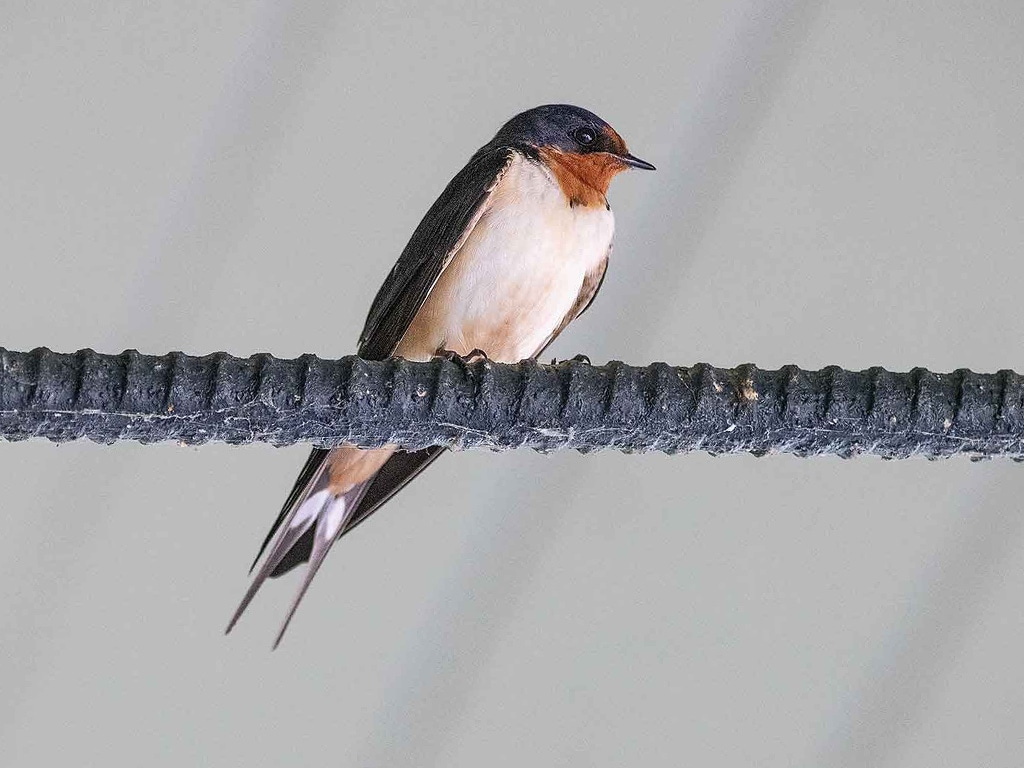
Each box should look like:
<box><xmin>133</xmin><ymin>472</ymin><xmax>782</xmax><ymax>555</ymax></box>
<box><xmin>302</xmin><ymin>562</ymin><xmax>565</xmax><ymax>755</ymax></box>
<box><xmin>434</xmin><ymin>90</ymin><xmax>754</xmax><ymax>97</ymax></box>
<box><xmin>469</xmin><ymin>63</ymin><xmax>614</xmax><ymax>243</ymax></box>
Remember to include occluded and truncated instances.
<box><xmin>1</xmin><ymin>347</ymin><xmax>1023</xmax><ymax>460</ymax></box>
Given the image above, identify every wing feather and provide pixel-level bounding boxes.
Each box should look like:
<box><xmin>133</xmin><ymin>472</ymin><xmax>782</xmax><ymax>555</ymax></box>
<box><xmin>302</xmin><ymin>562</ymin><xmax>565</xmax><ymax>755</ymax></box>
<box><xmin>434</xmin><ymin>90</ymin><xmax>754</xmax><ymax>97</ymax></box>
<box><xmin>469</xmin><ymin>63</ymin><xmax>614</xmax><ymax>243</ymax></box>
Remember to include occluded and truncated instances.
<box><xmin>358</xmin><ymin>147</ymin><xmax>516</xmax><ymax>360</ymax></box>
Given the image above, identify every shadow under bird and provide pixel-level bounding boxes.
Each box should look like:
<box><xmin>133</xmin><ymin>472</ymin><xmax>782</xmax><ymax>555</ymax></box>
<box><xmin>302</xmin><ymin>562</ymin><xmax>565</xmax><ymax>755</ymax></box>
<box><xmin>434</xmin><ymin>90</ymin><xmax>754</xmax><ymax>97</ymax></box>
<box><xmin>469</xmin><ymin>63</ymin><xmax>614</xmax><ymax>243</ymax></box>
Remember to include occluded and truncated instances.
<box><xmin>225</xmin><ymin>104</ymin><xmax>655</xmax><ymax>646</ymax></box>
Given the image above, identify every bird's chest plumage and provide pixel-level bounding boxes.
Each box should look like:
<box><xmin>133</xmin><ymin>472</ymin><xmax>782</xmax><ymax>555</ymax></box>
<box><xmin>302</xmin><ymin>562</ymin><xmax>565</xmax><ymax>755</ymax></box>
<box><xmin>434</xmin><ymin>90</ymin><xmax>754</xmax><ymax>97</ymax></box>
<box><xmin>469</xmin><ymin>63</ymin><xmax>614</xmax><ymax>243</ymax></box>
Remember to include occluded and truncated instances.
<box><xmin>397</xmin><ymin>154</ymin><xmax>614</xmax><ymax>362</ymax></box>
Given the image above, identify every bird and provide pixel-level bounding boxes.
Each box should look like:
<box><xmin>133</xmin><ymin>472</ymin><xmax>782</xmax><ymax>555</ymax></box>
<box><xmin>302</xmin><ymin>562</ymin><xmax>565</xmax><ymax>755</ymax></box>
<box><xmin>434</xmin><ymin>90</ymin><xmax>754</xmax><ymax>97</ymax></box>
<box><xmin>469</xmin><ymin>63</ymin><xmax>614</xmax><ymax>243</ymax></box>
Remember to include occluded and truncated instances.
<box><xmin>225</xmin><ymin>104</ymin><xmax>655</xmax><ymax>646</ymax></box>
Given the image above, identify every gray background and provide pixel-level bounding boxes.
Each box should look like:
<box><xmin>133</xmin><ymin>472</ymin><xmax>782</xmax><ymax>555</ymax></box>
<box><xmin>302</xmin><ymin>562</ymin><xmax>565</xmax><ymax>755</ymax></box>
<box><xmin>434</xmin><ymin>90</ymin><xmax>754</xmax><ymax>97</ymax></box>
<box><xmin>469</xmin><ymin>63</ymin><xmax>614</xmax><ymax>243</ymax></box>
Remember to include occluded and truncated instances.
<box><xmin>2</xmin><ymin>1</ymin><xmax>1023</xmax><ymax>765</ymax></box>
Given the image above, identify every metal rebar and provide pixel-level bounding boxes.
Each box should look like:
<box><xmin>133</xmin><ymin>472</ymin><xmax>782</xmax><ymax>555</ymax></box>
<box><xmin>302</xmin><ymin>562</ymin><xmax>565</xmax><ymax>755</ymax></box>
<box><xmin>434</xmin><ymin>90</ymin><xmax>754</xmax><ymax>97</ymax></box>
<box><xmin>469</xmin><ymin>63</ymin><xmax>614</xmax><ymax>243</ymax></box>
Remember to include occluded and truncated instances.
<box><xmin>1</xmin><ymin>346</ymin><xmax>1022</xmax><ymax>460</ymax></box>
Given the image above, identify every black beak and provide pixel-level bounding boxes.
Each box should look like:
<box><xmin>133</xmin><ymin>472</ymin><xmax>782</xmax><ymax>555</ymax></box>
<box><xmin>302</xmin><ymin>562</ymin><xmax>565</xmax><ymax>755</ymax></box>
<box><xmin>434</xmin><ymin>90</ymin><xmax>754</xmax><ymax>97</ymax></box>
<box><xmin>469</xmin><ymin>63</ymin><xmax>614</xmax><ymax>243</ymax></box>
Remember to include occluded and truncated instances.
<box><xmin>616</xmin><ymin>152</ymin><xmax>656</xmax><ymax>171</ymax></box>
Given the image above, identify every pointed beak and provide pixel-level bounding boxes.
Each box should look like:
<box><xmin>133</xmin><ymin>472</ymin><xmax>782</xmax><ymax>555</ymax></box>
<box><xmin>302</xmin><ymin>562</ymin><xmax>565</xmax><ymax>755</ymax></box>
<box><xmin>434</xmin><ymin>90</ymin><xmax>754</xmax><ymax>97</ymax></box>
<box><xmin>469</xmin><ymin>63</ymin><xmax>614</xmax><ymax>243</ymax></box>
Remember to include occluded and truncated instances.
<box><xmin>615</xmin><ymin>152</ymin><xmax>656</xmax><ymax>171</ymax></box>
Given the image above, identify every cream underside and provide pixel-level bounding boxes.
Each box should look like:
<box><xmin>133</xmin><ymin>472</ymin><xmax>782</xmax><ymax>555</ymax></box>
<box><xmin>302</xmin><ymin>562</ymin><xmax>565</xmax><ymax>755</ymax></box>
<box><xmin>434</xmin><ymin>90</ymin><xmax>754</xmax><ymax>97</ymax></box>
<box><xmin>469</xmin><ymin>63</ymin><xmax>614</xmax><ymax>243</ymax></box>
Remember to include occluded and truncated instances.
<box><xmin>395</xmin><ymin>151</ymin><xmax>615</xmax><ymax>363</ymax></box>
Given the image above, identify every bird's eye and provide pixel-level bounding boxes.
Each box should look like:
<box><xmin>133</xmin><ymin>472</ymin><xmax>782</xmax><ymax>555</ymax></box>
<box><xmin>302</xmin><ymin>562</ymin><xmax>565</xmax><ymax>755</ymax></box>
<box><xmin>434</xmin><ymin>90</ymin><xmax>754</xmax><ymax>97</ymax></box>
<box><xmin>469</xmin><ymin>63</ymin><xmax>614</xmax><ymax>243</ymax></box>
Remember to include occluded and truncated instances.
<box><xmin>573</xmin><ymin>127</ymin><xmax>597</xmax><ymax>146</ymax></box>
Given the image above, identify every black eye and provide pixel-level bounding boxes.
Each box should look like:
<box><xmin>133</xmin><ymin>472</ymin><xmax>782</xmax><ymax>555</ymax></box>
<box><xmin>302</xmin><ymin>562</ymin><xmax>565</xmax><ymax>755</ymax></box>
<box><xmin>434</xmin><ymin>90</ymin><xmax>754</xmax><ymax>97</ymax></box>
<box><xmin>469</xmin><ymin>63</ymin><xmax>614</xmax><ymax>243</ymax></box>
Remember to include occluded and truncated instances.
<box><xmin>573</xmin><ymin>127</ymin><xmax>597</xmax><ymax>146</ymax></box>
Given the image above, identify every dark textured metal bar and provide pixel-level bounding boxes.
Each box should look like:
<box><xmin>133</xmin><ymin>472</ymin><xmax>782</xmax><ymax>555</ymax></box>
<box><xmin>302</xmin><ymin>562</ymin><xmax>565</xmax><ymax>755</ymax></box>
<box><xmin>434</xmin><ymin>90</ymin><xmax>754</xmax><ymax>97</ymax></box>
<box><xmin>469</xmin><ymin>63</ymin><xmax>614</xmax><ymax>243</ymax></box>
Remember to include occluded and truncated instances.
<box><xmin>1</xmin><ymin>347</ymin><xmax>1023</xmax><ymax>459</ymax></box>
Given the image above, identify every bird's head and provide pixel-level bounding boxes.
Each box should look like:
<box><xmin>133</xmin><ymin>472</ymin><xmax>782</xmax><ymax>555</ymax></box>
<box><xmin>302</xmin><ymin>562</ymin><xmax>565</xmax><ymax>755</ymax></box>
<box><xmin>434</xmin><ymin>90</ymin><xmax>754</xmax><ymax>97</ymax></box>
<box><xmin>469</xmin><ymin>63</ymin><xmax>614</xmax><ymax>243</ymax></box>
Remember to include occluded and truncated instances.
<box><xmin>492</xmin><ymin>104</ymin><xmax>655</xmax><ymax>170</ymax></box>
<box><xmin>491</xmin><ymin>104</ymin><xmax>654</xmax><ymax>204</ymax></box>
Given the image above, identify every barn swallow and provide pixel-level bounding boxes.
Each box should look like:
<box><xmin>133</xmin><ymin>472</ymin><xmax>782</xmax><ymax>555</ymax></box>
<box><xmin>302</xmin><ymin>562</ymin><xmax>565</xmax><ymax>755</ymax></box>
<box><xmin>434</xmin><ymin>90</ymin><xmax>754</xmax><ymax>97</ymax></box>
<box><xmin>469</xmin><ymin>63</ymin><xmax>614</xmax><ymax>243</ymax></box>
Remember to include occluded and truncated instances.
<box><xmin>226</xmin><ymin>104</ymin><xmax>654</xmax><ymax>646</ymax></box>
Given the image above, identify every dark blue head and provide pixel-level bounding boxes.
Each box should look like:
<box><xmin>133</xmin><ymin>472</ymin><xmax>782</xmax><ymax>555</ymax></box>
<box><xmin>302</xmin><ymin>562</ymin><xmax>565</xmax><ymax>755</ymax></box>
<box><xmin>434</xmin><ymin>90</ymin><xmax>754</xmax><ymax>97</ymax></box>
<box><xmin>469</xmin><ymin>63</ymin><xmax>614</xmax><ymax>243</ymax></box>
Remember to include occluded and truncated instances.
<box><xmin>490</xmin><ymin>104</ymin><xmax>655</xmax><ymax>170</ymax></box>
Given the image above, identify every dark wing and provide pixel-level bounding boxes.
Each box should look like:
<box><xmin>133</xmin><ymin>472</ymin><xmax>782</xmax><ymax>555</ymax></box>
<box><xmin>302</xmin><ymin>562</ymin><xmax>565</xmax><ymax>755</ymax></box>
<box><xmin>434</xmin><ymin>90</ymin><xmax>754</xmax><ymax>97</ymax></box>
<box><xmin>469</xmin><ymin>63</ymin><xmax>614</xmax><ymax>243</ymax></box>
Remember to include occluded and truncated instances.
<box><xmin>252</xmin><ymin>147</ymin><xmax>514</xmax><ymax>576</ymax></box>
<box><xmin>358</xmin><ymin>147</ymin><xmax>516</xmax><ymax>360</ymax></box>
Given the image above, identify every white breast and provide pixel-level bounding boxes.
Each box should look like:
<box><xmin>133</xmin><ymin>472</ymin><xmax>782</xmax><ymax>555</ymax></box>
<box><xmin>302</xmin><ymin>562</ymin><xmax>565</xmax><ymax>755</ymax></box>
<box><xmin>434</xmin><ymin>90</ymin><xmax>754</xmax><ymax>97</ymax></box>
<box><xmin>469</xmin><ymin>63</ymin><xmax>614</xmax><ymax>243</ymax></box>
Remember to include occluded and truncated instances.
<box><xmin>396</xmin><ymin>152</ymin><xmax>615</xmax><ymax>363</ymax></box>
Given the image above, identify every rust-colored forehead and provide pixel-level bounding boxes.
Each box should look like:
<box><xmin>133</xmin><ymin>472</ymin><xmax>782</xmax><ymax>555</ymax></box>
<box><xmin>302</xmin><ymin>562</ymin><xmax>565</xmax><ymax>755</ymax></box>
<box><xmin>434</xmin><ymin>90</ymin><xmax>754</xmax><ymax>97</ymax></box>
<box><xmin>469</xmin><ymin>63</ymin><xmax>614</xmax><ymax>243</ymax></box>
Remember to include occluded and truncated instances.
<box><xmin>601</xmin><ymin>125</ymin><xmax>628</xmax><ymax>155</ymax></box>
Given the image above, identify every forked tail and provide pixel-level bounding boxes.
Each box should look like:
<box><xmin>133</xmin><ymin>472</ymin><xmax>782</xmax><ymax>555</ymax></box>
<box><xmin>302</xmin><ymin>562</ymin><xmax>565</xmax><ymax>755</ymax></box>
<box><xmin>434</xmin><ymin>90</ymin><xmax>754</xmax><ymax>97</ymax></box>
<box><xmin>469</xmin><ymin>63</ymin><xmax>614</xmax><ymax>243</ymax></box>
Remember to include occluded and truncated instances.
<box><xmin>225</xmin><ymin>461</ymin><xmax>370</xmax><ymax>648</ymax></box>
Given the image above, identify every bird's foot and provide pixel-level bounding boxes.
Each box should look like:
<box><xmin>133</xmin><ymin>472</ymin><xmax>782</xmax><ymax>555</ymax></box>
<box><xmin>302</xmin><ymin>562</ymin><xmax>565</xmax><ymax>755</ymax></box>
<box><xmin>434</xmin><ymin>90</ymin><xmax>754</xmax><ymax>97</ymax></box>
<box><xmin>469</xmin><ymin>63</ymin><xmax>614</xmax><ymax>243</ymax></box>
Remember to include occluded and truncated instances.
<box><xmin>550</xmin><ymin>353</ymin><xmax>593</xmax><ymax>366</ymax></box>
<box><xmin>434</xmin><ymin>346</ymin><xmax>490</xmax><ymax>365</ymax></box>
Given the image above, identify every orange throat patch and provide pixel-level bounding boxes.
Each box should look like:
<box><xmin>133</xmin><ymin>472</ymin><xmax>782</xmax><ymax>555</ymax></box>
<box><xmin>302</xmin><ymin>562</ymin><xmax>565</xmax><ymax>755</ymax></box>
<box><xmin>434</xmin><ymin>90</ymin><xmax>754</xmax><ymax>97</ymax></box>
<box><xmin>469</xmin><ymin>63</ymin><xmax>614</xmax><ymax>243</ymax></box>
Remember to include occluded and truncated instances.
<box><xmin>538</xmin><ymin>148</ymin><xmax>626</xmax><ymax>208</ymax></box>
